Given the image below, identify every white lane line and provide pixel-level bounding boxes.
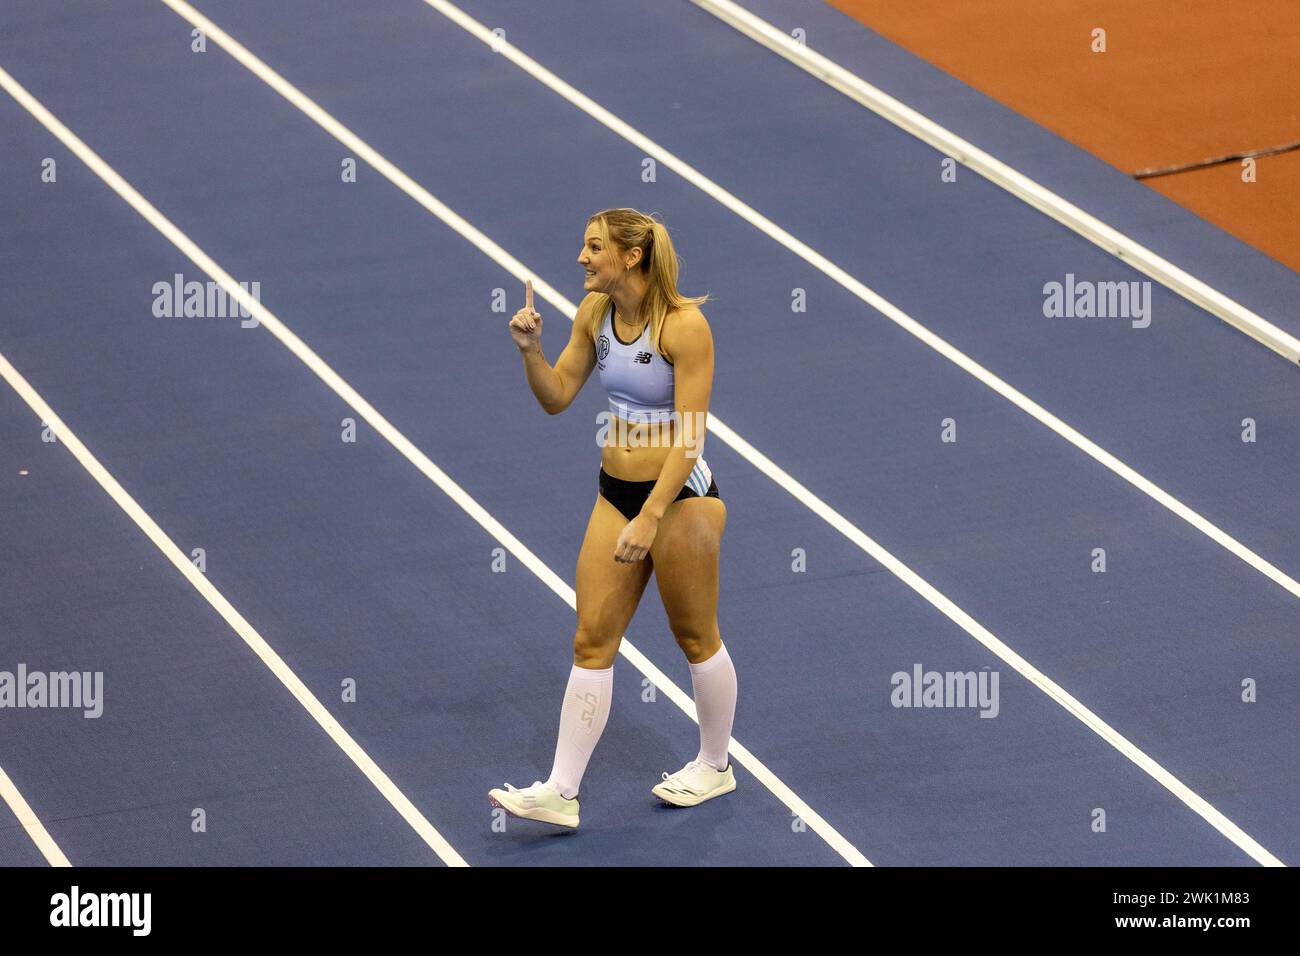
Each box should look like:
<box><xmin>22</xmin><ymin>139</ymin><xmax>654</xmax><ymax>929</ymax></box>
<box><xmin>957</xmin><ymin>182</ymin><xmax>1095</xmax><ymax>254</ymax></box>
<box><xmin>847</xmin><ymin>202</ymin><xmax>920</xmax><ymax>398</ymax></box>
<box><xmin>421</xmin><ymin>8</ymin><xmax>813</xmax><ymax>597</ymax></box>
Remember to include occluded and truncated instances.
<box><xmin>0</xmin><ymin>233</ymin><xmax>464</xmax><ymax>869</ymax></box>
<box><xmin>109</xmin><ymin>4</ymin><xmax>1282</xmax><ymax>866</ymax></box>
<box><xmin>0</xmin><ymin>353</ymin><xmax>467</xmax><ymax>869</ymax></box>
<box><xmin>0</xmin><ymin>763</ymin><xmax>71</xmax><ymax>866</ymax></box>
<box><xmin>415</xmin><ymin>0</ymin><xmax>1300</xmax><ymax>608</ymax></box>
<box><xmin>0</xmin><ymin>63</ymin><xmax>869</xmax><ymax>869</ymax></box>
<box><xmin>691</xmin><ymin>0</ymin><xmax>1300</xmax><ymax>365</ymax></box>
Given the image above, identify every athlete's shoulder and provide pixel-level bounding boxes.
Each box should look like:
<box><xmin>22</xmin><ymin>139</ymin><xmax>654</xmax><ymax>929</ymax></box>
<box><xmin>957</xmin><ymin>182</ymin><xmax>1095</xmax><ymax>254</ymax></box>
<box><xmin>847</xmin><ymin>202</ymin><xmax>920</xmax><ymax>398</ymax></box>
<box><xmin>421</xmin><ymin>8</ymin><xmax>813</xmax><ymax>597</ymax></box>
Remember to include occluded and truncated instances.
<box><xmin>577</xmin><ymin>292</ymin><xmax>612</xmax><ymax>325</ymax></box>
<box><xmin>574</xmin><ymin>292</ymin><xmax>609</xmax><ymax>341</ymax></box>
<box><xmin>660</xmin><ymin>305</ymin><xmax>712</xmax><ymax>364</ymax></box>
<box><xmin>664</xmin><ymin>305</ymin><xmax>711</xmax><ymax>340</ymax></box>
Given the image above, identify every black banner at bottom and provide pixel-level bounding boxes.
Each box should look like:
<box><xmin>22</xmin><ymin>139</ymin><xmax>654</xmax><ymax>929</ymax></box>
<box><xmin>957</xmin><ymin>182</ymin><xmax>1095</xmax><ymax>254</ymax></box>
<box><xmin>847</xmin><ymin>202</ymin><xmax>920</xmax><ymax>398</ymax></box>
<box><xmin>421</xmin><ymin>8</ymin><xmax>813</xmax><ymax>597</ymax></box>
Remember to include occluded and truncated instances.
<box><xmin>0</xmin><ymin>864</ymin><xmax>1290</xmax><ymax>940</ymax></box>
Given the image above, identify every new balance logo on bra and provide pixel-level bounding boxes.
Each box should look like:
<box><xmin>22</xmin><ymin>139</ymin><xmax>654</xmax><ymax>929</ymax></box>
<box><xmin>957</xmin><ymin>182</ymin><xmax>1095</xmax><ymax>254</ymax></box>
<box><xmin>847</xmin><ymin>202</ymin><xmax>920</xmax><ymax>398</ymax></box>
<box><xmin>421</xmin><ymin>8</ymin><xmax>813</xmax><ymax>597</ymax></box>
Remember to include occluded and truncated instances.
<box><xmin>633</xmin><ymin>351</ymin><xmax>652</xmax><ymax>364</ymax></box>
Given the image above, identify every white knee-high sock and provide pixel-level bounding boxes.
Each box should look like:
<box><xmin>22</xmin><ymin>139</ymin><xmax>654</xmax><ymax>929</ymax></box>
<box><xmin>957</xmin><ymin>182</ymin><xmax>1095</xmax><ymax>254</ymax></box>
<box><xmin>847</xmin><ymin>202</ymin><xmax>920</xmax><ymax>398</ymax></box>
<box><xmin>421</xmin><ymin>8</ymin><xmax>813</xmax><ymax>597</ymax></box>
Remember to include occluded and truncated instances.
<box><xmin>689</xmin><ymin>643</ymin><xmax>737</xmax><ymax>771</ymax></box>
<box><xmin>545</xmin><ymin>664</ymin><xmax>613</xmax><ymax>800</ymax></box>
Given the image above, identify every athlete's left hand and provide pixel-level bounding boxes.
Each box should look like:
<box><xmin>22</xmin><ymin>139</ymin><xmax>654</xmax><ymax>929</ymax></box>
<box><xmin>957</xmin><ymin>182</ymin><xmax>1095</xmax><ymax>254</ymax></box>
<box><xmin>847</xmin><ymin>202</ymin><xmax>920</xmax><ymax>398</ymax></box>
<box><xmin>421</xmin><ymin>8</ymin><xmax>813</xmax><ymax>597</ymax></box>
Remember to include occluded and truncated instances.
<box><xmin>614</xmin><ymin>513</ymin><xmax>659</xmax><ymax>563</ymax></box>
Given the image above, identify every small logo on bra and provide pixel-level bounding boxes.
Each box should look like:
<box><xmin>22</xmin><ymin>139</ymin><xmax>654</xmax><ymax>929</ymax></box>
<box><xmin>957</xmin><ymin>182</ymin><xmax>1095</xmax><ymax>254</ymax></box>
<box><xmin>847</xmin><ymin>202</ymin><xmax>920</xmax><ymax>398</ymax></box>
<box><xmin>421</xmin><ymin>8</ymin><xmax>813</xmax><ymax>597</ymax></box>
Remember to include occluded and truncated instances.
<box><xmin>597</xmin><ymin>335</ymin><xmax>610</xmax><ymax>361</ymax></box>
<box><xmin>633</xmin><ymin>351</ymin><xmax>652</xmax><ymax>364</ymax></box>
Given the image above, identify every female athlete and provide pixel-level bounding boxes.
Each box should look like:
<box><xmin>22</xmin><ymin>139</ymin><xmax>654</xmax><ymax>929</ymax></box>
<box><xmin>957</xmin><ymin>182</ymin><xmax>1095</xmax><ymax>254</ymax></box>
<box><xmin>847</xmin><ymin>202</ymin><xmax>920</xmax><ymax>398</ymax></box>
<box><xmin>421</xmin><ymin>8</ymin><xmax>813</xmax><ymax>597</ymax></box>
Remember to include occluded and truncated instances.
<box><xmin>488</xmin><ymin>208</ymin><xmax>737</xmax><ymax>828</ymax></box>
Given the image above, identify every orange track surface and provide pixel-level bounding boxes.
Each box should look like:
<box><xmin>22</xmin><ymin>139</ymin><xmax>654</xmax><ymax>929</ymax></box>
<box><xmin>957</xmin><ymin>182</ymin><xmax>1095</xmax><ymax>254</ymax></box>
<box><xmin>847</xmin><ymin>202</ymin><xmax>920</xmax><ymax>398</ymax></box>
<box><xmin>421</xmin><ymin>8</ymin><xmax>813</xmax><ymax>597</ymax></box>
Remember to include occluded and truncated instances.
<box><xmin>827</xmin><ymin>0</ymin><xmax>1300</xmax><ymax>272</ymax></box>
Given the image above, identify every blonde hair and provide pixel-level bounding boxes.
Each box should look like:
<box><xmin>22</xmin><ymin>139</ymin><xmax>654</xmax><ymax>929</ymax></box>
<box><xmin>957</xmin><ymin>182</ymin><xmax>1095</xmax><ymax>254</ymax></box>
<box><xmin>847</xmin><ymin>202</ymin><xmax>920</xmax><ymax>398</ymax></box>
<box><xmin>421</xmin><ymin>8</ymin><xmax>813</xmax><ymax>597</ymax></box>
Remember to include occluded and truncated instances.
<box><xmin>582</xmin><ymin>208</ymin><xmax>709</xmax><ymax>356</ymax></box>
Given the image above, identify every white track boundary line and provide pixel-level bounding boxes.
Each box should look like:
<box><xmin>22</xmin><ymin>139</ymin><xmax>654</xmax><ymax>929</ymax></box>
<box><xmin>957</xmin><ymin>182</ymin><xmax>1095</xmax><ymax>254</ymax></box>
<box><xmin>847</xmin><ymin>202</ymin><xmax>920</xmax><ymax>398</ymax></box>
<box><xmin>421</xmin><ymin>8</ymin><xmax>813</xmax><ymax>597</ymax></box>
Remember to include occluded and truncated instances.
<box><xmin>691</xmin><ymin>0</ymin><xmax>1300</xmax><ymax>365</ymax></box>
<box><xmin>0</xmin><ymin>348</ymin><xmax>467</xmax><ymax>869</ymax></box>
<box><xmin>0</xmin><ymin>763</ymin><xmax>71</xmax><ymax>866</ymax></box>
<box><xmin>104</xmin><ymin>3</ymin><xmax>1281</xmax><ymax>865</ymax></box>
<box><xmin>0</xmin><ymin>223</ymin><xmax>465</xmax><ymax>868</ymax></box>
<box><xmin>0</xmin><ymin>63</ymin><xmax>869</xmax><ymax>869</ymax></box>
<box><xmin>415</xmin><ymin>0</ymin><xmax>1300</xmax><ymax>608</ymax></box>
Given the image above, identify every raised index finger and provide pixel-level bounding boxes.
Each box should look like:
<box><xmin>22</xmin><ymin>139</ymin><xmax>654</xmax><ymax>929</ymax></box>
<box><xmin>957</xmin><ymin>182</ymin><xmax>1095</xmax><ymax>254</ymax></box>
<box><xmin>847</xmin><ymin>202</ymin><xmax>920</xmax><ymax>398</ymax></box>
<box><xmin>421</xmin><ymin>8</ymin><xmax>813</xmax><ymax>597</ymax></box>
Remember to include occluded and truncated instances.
<box><xmin>525</xmin><ymin>278</ymin><xmax>535</xmax><ymax>314</ymax></box>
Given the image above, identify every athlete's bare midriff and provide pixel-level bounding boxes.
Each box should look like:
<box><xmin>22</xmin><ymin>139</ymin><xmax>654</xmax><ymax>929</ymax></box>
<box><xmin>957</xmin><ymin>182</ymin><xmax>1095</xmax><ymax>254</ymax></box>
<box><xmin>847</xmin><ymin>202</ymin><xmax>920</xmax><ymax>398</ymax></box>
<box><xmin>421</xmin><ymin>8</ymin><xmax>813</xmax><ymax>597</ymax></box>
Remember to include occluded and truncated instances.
<box><xmin>599</xmin><ymin>416</ymin><xmax>680</xmax><ymax>482</ymax></box>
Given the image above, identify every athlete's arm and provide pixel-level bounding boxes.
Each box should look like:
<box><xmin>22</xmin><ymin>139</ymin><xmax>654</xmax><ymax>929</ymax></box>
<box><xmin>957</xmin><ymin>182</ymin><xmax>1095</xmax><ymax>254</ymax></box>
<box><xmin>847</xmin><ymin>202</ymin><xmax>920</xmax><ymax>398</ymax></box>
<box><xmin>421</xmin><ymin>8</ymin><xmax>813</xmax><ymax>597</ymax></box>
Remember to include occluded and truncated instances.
<box><xmin>509</xmin><ymin>281</ymin><xmax>598</xmax><ymax>415</ymax></box>
<box><xmin>614</xmin><ymin>308</ymin><xmax>714</xmax><ymax>562</ymax></box>
<box><xmin>642</xmin><ymin>308</ymin><xmax>713</xmax><ymax>519</ymax></box>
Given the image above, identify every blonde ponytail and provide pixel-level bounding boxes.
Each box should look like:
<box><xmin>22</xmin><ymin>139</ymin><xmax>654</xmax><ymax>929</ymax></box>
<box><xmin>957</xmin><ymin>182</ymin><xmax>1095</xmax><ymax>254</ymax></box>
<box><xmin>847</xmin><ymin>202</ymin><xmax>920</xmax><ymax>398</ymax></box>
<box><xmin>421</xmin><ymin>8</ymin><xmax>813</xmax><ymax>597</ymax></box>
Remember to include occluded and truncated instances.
<box><xmin>582</xmin><ymin>209</ymin><xmax>709</xmax><ymax>355</ymax></box>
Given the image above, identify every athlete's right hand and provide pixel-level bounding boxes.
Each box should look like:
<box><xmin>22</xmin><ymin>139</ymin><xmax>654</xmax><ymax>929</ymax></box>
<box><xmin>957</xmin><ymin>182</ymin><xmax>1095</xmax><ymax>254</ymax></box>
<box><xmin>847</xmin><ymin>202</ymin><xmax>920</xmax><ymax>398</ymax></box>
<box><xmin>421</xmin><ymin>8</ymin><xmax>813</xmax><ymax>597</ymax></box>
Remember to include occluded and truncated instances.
<box><xmin>508</xmin><ymin>279</ymin><xmax>543</xmax><ymax>352</ymax></box>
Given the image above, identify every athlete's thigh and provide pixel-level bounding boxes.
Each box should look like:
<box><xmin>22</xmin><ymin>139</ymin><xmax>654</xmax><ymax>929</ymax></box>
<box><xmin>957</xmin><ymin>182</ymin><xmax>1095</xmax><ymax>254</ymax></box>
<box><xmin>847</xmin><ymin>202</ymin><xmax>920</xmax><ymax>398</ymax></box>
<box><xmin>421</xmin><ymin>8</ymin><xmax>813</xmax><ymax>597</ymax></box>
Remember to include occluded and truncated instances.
<box><xmin>575</xmin><ymin>495</ymin><xmax>654</xmax><ymax>640</ymax></box>
<box><xmin>650</xmin><ymin>495</ymin><xmax>726</xmax><ymax>629</ymax></box>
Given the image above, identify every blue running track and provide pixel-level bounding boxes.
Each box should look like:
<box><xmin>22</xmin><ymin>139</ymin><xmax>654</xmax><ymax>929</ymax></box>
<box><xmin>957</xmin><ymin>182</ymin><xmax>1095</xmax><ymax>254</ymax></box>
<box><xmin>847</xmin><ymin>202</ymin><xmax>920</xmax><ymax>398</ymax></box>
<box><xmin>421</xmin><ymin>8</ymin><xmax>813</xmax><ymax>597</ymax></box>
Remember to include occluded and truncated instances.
<box><xmin>1</xmin><ymin>0</ymin><xmax>1296</xmax><ymax>866</ymax></box>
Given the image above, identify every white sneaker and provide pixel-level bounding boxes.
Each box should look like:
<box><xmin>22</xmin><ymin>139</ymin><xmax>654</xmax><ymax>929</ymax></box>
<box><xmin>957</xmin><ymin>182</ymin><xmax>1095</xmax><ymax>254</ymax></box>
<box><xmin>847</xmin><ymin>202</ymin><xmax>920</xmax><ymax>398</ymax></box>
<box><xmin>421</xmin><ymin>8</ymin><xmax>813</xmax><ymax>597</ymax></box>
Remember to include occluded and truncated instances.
<box><xmin>652</xmin><ymin>759</ymin><xmax>736</xmax><ymax>807</ymax></box>
<box><xmin>488</xmin><ymin>780</ymin><xmax>580</xmax><ymax>828</ymax></box>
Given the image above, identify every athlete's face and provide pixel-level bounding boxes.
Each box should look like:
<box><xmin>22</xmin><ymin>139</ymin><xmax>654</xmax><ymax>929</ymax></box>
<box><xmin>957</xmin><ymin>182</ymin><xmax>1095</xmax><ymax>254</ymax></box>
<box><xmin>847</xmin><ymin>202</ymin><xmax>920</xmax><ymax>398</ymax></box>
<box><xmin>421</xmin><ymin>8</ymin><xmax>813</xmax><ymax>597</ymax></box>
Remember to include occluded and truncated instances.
<box><xmin>578</xmin><ymin>225</ymin><xmax>639</xmax><ymax>294</ymax></box>
<box><xmin>578</xmin><ymin>226</ymin><xmax>615</xmax><ymax>293</ymax></box>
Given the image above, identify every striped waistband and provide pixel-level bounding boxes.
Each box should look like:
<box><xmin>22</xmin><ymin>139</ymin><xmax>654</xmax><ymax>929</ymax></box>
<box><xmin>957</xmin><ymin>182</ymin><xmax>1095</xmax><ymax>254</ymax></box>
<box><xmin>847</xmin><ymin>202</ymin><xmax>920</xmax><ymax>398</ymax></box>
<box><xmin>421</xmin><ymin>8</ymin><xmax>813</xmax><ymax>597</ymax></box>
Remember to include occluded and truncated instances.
<box><xmin>598</xmin><ymin>456</ymin><xmax>712</xmax><ymax>494</ymax></box>
<box><xmin>683</xmin><ymin>457</ymin><xmax>713</xmax><ymax>495</ymax></box>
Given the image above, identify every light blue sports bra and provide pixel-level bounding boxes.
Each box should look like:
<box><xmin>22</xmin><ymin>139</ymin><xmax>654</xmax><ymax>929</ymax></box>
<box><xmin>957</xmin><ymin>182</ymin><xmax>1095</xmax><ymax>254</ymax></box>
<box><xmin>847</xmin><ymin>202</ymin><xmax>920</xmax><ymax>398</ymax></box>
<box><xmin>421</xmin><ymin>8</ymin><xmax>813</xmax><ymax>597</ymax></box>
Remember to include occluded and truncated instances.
<box><xmin>595</xmin><ymin>301</ymin><xmax>675</xmax><ymax>423</ymax></box>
